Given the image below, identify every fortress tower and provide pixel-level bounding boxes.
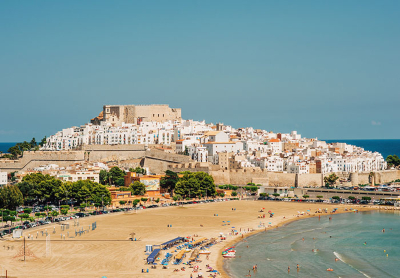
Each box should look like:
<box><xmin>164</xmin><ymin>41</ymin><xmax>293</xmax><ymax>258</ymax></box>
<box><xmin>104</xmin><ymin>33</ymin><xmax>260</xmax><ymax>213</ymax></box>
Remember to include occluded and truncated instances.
<box><xmin>91</xmin><ymin>104</ymin><xmax>181</xmax><ymax>126</ymax></box>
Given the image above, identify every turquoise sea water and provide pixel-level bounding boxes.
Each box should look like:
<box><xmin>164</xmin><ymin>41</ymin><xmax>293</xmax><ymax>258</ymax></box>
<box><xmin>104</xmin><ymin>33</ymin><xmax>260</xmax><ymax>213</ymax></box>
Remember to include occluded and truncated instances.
<box><xmin>224</xmin><ymin>211</ymin><xmax>400</xmax><ymax>277</ymax></box>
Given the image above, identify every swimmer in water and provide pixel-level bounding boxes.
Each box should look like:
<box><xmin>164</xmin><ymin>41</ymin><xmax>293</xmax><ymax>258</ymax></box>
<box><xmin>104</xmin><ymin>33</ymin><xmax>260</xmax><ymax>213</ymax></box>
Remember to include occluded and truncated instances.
<box><xmin>297</xmin><ymin>264</ymin><xmax>300</xmax><ymax>271</ymax></box>
<box><xmin>382</xmin><ymin>228</ymin><xmax>385</xmax><ymax>233</ymax></box>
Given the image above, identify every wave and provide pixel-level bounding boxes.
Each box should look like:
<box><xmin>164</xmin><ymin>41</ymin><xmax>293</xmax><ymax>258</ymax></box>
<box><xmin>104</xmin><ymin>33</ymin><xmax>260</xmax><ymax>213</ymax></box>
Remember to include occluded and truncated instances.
<box><xmin>333</xmin><ymin>251</ymin><xmax>371</xmax><ymax>278</ymax></box>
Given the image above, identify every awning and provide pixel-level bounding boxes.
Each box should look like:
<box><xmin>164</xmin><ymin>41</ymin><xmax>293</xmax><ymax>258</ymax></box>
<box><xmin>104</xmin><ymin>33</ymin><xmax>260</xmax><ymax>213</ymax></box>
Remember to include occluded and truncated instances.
<box><xmin>161</xmin><ymin>236</ymin><xmax>184</xmax><ymax>246</ymax></box>
<box><xmin>191</xmin><ymin>237</ymin><xmax>207</xmax><ymax>246</ymax></box>
<box><xmin>147</xmin><ymin>248</ymin><xmax>161</xmax><ymax>264</ymax></box>
<box><xmin>175</xmin><ymin>249</ymin><xmax>186</xmax><ymax>260</ymax></box>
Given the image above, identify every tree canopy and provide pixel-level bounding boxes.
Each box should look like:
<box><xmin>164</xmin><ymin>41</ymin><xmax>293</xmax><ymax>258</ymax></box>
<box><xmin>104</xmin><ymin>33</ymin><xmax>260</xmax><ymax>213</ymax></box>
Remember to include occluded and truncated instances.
<box><xmin>324</xmin><ymin>173</ymin><xmax>339</xmax><ymax>187</ymax></box>
<box><xmin>386</xmin><ymin>155</ymin><xmax>400</xmax><ymax>167</ymax></box>
<box><xmin>174</xmin><ymin>171</ymin><xmax>216</xmax><ymax>198</ymax></box>
<box><xmin>9</xmin><ymin>173</ymin><xmax>111</xmax><ymax>208</ymax></box>
<box><xmin>160</xmin><ymin>170</ymin><xmax>179</xmax><ymax>194</ymax></box>
<box><xmin>129</xmin><ymin>181</ymin><xmax>146</xmax><ymax>196</ymax></box>
<box><xmin>0</xmin><ymin>185</ymin><xmax>23</xmax><ymax>210</ymax></box>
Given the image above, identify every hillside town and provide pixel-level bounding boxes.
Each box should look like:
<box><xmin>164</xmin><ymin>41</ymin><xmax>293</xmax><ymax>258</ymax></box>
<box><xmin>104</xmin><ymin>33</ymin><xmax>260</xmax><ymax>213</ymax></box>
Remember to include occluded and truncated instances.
<box><xmin>43</xmin><ymin>104</ymin><xmax>387</xmax><ymax>174</ymax></box>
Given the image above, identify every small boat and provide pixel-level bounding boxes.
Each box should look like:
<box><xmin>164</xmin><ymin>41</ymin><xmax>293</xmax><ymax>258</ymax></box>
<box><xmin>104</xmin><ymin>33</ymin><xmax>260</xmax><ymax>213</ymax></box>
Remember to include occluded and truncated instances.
<box><xmin>199</xmin><ymin>250</ymin><xmax>211</xmax><ymax>254</ymax></box>
<box><xmin>185</xmin><ymin>249</ymin><xmax>192</xmax><ymax>253</ymax></box>
<box><xmin>327</xmin><ymin>268</ymin><xmax>333</xmax><ymax>271</ymax></box>
<box><xmin>223</xmin><ymin>253</ymin><xmax>236</xmax><ymax>258</ymax></box>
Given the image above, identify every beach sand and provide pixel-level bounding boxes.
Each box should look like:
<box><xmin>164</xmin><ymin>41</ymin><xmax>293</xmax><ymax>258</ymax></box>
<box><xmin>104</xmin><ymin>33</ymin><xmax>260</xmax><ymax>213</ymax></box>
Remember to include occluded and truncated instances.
<box><xmin>0</xmin><ymin>200</ymin><xmax>372</xmax><ymax>278</ymax></box>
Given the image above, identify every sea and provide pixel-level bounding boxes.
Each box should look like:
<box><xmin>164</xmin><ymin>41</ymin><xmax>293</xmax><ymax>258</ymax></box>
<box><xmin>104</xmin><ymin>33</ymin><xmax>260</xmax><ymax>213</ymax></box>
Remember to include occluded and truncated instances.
<box><xmin>224</xmin><ymin>211</ymin><xmax>400</xmax><ymax>278</ymax></box>
<box><xmin>0</xmin><ymin>142</ymin><xmax>17</xmax><ymax>153</ymax></box>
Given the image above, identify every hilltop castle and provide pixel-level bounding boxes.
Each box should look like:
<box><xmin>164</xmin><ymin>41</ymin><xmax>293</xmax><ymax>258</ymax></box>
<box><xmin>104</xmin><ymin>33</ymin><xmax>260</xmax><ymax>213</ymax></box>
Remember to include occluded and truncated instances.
<box><xmin>91</xmin><ymin>104</ymin><xmax>181</xmax><ymax>126</ymax></box>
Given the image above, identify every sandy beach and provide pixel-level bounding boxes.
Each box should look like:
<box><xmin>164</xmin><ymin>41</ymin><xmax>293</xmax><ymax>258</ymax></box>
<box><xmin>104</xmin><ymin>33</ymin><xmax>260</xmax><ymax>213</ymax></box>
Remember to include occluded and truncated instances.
<box><xmin>0</xmin><ymin>200</ymin><xmax>374</xmax><ymax>278</ymax></box>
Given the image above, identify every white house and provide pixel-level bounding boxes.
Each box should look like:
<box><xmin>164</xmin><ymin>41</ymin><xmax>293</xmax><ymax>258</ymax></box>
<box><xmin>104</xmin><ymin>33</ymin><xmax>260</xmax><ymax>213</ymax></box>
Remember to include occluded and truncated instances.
<box><xmin>0</xmin><ymin>171</ymin><xmax>7</xmax><ymax>186</ymax></box>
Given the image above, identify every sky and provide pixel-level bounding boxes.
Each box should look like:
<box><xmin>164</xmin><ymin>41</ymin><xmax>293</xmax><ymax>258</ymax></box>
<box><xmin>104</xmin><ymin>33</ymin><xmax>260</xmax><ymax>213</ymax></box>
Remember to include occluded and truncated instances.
<box><xmin>0</xmin><ymin>1</ymin><xmax>399</xmax><ymax>142</ymax></box>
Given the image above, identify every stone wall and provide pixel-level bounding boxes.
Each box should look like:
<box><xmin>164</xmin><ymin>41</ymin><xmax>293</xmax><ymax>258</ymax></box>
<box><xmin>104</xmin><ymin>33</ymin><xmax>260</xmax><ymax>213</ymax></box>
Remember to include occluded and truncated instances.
<box><xmin>0</xmin><ymin>151</ymin><xmax>85</xmax><ymax>172</ymax></box>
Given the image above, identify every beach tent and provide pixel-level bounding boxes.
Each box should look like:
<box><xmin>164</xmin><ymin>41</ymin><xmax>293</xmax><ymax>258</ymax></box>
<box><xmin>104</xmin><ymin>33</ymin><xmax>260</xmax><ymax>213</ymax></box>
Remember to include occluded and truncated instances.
<box><xmin>175</xmin><ymin>249</ymin><xmax>186</xmax><ymax>261</ymax></box>
<box><xmin>161</xmin><ymin>237</ymin><xmax>184</xmax><ymax>249</ymax></box>
<box><xmin>147</xmin><ymin>248</ymin><xmax>161</xmax><ymax>264</ymax></box>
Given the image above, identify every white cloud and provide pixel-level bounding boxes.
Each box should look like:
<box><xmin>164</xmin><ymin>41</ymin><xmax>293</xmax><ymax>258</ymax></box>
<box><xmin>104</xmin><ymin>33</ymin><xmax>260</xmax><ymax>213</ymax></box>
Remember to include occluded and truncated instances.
<box><xmin>371</xmin><ymin>121</ymin><xmax>381</xmax><ymax>126</ymax></box>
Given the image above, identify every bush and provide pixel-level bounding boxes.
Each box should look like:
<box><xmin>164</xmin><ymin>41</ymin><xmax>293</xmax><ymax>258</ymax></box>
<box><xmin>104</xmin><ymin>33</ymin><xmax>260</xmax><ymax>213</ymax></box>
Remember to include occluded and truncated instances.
<box><xmin>35</xmin><ymin>212</ymin><xmax>41</xmax><ymax>217</ymax></box>
<box><xmin>3</xmin><ymin>216</ymin><xmax>15</xmax><ymax>222</ymax></box>
<box><xmin>219</xmin><ymin>192</ymin><xmax>225</xmax><ymax>197</ymax></box>
<box><xmin>231</xmin><ymin>191</ymin><xmax>237</xmax><ymax>197</ymax></box>
<box><xmin>119</xmin><ymin>201</ymin><xmax>126</xmax><ymax>205</ymax></box>
<box><xmin>61</xmin><ymin>205</ymin><xmax>70</xmax><ymax>209</ymax></box>
<box><xmin>51</xmin><ymin>211</ymin><xmax>59</xmax><ymax>217</ymax></box>
<box><xmin>303</xmin><ymin>195</ymin><xmax>309</xmax><ymax>199</ymax></box>
<box><xmin>173</xmin><ymin>196</ymin><xmax>178</xmax><ymax>201</ymax></box>
<box><xmin>362</xmin><ymin>196</ymin><xmax>371</xmax><ymax>201</ymax></box>
<box><xmin>260</xmin><ymin>193</ymin><xmax>267</xmax><ymax>197</ymax></box>
<box><xmin>19</xmin><ymin>213</ymin><xmax>30</xmax><ymax>219</ymax></box>
<box><xmin>332</xmin><ymin>196</ymin><xmax>340</xmax><ymax>200</ymax></box>
<box><xmin>316</xmin><ymin>195</ymin><xmax>323</xmax><ymax>199</ymax></box>
<box><xmin>61</xmin><ymin>208</ymin><xmax>69</xmax><ymax>215</ymax></box>
<box><xmin>155</xmin><ymin>198</ymin><xmax>160</xmax><ymax>203</ymax></box>
<box><xmin>348</xmin><ymin>196</ymin><xmax>356</xmax><ymax>200</ymax></box>
<box><xmin>140</xmin><ymin>198</ymin><xmax>148</xmax><ymax>202</ymax></box>
<box><xmin>23</xmin><ymin>208</ymin><xmax>32</xmax><ymax>214</ymax></box>
<box><xmin>272</xmin><ymin>193</ymin><xmax>280</xmax><ymax>197</ymax></box>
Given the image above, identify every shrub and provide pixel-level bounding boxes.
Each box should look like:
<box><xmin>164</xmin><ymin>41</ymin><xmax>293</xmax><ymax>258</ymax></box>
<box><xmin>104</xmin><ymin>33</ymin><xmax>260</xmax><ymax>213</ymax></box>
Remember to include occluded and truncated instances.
<box><xmin>303</xmin><ymin>195</ymin><xmax>309</xmax><ymax>199</ymax></box>
<box><xmin>316</xmin><ymin>195</ymin><xmax>323</xmax><ymax>199</ymax></box>
<box><xmin>332</xmin><ymin>196</ymin><xmax>340</xmax><ymax>200</ymax></box>
<box><xmin>23</xmin><ymin>208</ymin><xmax>32</xmax><ymax>214</ymax></box>
<box><xmin>231</xmin><ymin>191</ymin><xmax>237</xmax><ymax>197</ymax></box>
<box><xmin>119</xmin><ymin>201</ymin><xmax>126</xmax><ymax>205</ymax></box>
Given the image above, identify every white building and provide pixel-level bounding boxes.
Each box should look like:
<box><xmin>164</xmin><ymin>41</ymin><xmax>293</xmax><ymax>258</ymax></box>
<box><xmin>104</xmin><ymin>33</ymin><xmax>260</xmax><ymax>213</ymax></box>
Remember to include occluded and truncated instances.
<box><xmin>0</xmin><ymin>171</ymin><xmax>7</xmax><ymax>186</ymax></box>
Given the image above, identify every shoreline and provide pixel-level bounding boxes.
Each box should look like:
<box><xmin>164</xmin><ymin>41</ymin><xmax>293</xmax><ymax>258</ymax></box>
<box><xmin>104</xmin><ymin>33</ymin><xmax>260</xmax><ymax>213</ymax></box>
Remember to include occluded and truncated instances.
<box><xmin>214</xmin><ymin>204</ymin><xmax>377</xmax><ymax>278</ymax></box>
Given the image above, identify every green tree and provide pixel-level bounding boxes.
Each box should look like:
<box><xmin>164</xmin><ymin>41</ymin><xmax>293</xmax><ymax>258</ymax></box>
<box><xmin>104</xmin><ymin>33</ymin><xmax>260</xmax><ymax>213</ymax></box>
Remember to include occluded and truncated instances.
<box><xmin>0</xmin><ymin>185</ymin><xmax>24</xmax><ymax>210</ymax></box>
<box><xmin>362</xmin><ymin>196</ymin><xmax>371</xmax><ymax>201</ymax></box>
<box><xmin>109</xmin><ymin>167</ymin><xmax>126</xmax><ymax>185</ymax></box>
<box><xmin>303</xmin><ymin>195</ymin><xmax>309</xmax><ymax>199</ymax></box>
<box><xmin>116</xmin><ymin>177</ymin><xmax>125</xmax><ymax>187</ymax></box>
<box><xmin>132</xmin><ymin>199</ymin><xmax>140</xmax><ymax>207</ymax></box>
<box><xmin>30</xmin><ymin>138</ymin><xmax>37</xmax><ymax>148</ymax></box>
<box><xmin>386</xmin><ymin>155</ymin><xmax>400</xmax><ymax>167</ymax></box>
<box><xmin>119</xmin><ymin>201</ymin><xmax>126</xmax><ymax>205</ymax></box>
<box><xmin>231</xmin><ymin>191</ymin><xmax>238</xmax><ymax>197</ymax></box>
<box><xmin>130</xmin><ymin>181</ymin><xmax>146</xmax><ymax>196</ymax></box>
<box><xmin>51</xmin><ymin>211</ymin><xmax>59</xmax><ymax>217</ymax></box>
<box><xmin>8</xmin><ymin>145</ymin><xmax>22</xmax><ymax>159</ymax></box>
<box><xmin>61</xmin><ymin>208</ymin><xmax>69</xmax><ymax>215</ymax></box>
<box><xmin>332</xmin><ymin>196</ymin><xmax>340</xmax><ymax>200</ymax></box>
<box><xmin>99</xmin><ymin>170</ymin><xmax>110</xmax><ymax>185</ymax></box>
<box><xmin>23</xmin><ymin>208</ymin><xmax>32</xmax><ymax>214</ymax></box>
<box><xmin>39</xmin><ymin>136</ymin><xmax>47</xmax><ymax>147</ymax></box>
<box><xmin>316</xmin><ymin>195</ymin><xmax>323</xmax><ymax>200</ymax></box>
<box><xmin>140</xmin><ymin>198</ymin><xmax>148</xmax><ymax>202</ymax></box>
<box><xmin>324</xmin><ymin>174</ymin><xmax>339</xmax><ymax>187</ymax></box>
<box><xmin>155</xmin><ymin>198</ymin><xmax>160</xmax><ymax>203</ymax></box>
<box><xmin>20</xmin><ymin>213</ymin><xmax>30</xmax><ymax>220</ymax></box>
<box><xmin>160</xmin><ymin>170</ymin><xmax>179</xmax><ymax>195</ymax></box>
<box><xmin>272</xmin><ymin>193</ymin><xmax>280</xmax><ymax>197</ymax></box>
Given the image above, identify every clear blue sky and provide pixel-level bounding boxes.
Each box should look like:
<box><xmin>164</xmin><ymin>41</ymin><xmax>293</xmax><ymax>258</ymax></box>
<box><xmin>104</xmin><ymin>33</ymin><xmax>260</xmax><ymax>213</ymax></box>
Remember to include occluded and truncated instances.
<box><xmin>1</xmin><ymin>1</ymin><xmax>399</xmax><ymax>142</ymax></box>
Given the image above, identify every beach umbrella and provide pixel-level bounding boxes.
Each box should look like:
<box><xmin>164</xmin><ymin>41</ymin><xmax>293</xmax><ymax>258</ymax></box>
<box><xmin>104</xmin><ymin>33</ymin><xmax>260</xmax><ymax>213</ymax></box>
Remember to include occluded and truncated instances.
<box><xmin>269</xmin><ymin>222</ymin><xmax>272</xmax><ymax>224</ymax></box>
<box><xmin>232</xmin><ymin>227</ymin><xmax>235</xmax><ymax>228</ymax></box>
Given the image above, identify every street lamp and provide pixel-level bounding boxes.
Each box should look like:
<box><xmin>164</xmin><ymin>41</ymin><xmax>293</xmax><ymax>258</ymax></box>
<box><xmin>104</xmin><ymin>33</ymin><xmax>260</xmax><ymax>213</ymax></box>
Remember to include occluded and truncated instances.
<box><xmin>102</xmin><ymin>194</ymin><xmax>104</xmax><ymax>211</ymax></box>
